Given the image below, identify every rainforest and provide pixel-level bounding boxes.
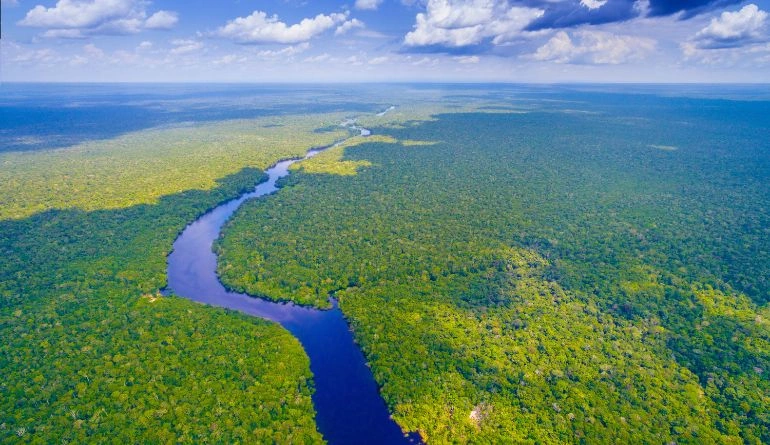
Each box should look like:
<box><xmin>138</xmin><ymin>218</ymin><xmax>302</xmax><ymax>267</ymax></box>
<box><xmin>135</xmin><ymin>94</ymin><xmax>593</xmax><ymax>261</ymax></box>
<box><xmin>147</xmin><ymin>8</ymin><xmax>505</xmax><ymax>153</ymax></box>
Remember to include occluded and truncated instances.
<box><xmin>1</xmin><ymin>83</ymin><xmax>768</xmax><ymax>444</ymax></box>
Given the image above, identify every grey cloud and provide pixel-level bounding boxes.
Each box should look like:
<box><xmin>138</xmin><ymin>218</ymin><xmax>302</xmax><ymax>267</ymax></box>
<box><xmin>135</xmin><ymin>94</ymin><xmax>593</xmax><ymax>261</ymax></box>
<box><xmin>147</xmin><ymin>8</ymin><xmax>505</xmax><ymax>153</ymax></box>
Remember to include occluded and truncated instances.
<box><xmin>647</xmin><ymin>0</ymin><xmax>743</xmax><ymax>18</ymax></box>
<box><xmin>522</xmin><ymin>0</ymin><xmax>747</xmax><ymax>31</ymax></box>
<box><xmin>524</xmin><ymin>0</ymin><xmax>637</xmax><ymax>31</ymax></box>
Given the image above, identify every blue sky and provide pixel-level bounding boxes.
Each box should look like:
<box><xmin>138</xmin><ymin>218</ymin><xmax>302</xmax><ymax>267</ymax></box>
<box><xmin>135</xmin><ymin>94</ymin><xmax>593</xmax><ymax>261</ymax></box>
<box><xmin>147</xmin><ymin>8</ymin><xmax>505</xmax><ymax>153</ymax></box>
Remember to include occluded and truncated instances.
<box><xmin>1</xmin><ymin>0</ymin><xmax>769</xmax><ymax>82</ymax></box>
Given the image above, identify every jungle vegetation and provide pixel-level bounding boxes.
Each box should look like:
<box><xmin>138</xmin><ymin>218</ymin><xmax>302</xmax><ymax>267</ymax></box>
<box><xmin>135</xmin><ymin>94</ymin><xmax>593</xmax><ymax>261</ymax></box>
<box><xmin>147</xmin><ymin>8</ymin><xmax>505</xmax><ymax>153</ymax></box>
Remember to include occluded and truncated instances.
<box><xmin>0</xmin><ymin>114</ymin><xmax>349</xmax><ymax>444</ymax></box>
<box><xmin>0</xmin><ymin>114</ymin><xmax>348</xmax><ymax>220</ymax></box>
<box><xmin>2</xmin><ymin>85</ymin><xmax>768</xmax><ymax>444</ymax></box>
<box><xmin>218</xmin><ymin>96</ymin><xmax>770</xmax><ymax>443</ymax></box>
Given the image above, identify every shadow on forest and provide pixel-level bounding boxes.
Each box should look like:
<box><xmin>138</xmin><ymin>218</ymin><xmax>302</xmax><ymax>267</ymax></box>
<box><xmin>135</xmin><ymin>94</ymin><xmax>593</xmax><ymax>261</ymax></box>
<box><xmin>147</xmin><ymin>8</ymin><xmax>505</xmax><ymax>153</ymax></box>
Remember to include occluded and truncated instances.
<box><xmin>0</xmin><ymin>166</ymin><xmax>265</xmax><ymax>310</ymax></box>
<box><xmin>0</xmin><ymin>162</ymin><xmax>324</xmax><ymax>443</ymax></box>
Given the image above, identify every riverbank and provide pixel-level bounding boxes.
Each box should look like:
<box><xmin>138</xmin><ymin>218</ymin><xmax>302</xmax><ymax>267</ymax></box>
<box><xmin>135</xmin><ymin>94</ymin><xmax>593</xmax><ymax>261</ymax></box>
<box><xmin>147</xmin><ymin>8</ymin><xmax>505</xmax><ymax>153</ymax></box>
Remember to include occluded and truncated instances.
<box><xmin>166</xmin><ymin>118</ymin><xmax>419</xmax><ymax>445</ymax></box>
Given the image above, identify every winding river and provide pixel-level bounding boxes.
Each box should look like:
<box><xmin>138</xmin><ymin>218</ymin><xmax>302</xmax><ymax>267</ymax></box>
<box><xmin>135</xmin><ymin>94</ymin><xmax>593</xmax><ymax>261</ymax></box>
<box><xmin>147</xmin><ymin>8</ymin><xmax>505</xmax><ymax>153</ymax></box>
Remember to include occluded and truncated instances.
<box><xmin>166</xmin><ymin>121</ymin><xmax>419</xmax><ymax>444</ymax></box>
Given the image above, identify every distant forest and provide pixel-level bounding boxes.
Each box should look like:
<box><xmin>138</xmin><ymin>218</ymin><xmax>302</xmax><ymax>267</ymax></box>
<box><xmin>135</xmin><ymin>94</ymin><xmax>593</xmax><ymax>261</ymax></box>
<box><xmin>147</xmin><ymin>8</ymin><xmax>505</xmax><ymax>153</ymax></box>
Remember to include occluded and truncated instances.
<box><xmin>2</xmin><ymin>88</ymin><xmax>768</xmax><ymax>444</ymax></box>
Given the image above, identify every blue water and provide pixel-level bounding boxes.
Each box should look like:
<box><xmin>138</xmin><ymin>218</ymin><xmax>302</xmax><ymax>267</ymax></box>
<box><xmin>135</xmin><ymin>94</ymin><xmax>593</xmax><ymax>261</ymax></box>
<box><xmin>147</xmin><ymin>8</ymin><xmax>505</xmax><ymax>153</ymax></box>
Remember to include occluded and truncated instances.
<box><xmin>4</xmin><ymin>82</ymin><xmax>769</xmax><ymax>442</ymax></box>
<box><xmin>165</xmin><ymin>144</ymin><xmax>420</xmax><ymax>445</ymax></box>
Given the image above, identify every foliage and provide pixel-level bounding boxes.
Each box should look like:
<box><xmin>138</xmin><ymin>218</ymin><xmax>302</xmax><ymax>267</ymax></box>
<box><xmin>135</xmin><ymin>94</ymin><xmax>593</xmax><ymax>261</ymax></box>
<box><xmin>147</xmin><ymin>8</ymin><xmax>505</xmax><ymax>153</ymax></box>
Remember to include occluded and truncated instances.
<box><xmin>0</xmin><ymin>116</ymin><xmax>346</xmax><ymax>443</ymax></box>
<box><xmin>218</xmin><ymin>96</ymin><xmax>769</xmax><ymax>443</ymax></box>
<box><xmin>297</xmin><ymin>137</ymin><xmax>375</xmax><ymax>176</ymax></box>
<box><xmin>0</xmin><ymin>114</ymin><xmax>348</xmax><ymax>220</ymax></box>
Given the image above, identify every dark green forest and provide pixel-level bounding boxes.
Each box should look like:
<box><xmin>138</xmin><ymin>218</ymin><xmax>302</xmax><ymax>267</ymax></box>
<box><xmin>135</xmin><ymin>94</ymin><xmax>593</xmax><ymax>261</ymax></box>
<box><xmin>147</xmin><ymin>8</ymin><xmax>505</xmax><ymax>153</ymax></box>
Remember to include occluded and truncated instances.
<box><xmin>218</xmin><ymin>98</ymin><xmax>770</xmax><ymax>443</ymax></box>
<box><xmin>0</xmin><ymin>116</ymin><xmax>344</xmax><ymax>443</ymax></box>
<box><xmin>2</xmin><ymin>88</ymin><xmax>768</xmax><ymax>444</ymax></box>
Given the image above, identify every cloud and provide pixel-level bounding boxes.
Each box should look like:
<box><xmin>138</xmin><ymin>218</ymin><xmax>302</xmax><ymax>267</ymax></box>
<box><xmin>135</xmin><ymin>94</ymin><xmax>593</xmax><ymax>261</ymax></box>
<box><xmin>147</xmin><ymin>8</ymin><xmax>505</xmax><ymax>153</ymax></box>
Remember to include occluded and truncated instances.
<box><xmin>70</xmin><ymin>55</ymin><xmax>89</xmax><ymax>66</ymax></box>
<box><xmin>525</xmin><ymin>0</ymin><xmax>637</xmax><ymax>31</ymax></box>
<box><xmin>532</xmin><ymin>30</ymin><xmax>655</xmax><ymax>64</ymax></box>
<box><xmin>83</xmin><ymin>43</ymin><xmax>104</xmax><ymax>57</ymax></box>
<box><xmin>681</xmin><ymin>39</ymin><xmax>770</xmax><ymax>65</ymax></box>
<box><xmin>111</xmin><ymin>49</ymin><xmax>140</xmax><ymax>64</ymax></box>
<box><xmin>213</xmin><ymin>54</ymin><xmax>247</xmax><ymax>65</ymax></box>
<box><xmin>336</xmin><ymin>18</ymin><xmax>365</xmax><ymax>35</ymax></box>
<box><xmin>170</xmin><ymin>39</ymin><xmax>203</xmax><ymax>55</ymax></box>
<box><xmin>145</xmin><ymin>10</ymin><xmax>178</xmax><ymax>30</ymax></box>
<box><xmin>216</xmin><ymin>10</ymin><xmax>348</xmax><ymax>44</ymax></box>
<box><xmin>304</xmin><ymin>53</ymin><xmax>332</xmax><ymax>63</ymax></box>
<box><xmin>691</xmin><ymin>4</ymin><xmax>768</xmax><ymax>49</ymax></box>
<box><xmin>404</xmin><ymin>0</ymin><xmax>544</xmax><ymax>49</ymax></box>
<box><xmin>681</xmin><ymin>4</ymin><xmax>770</xmax><ymax>64</ymax></box>
<box><xmin>256</xmin><ymin>42</ymin><xmax>311</xmax><ymax>58</ymax></box>
<box><xmin>521</xmin><ymin>0</ymin><xmax>746</xmax><ymax>31</ymax></box>
<box><xmin>19</xmin><ymin>0</ymin><xmax>137</xmax><ymax>28</ymax></box>
<box><xmin>411</xmin><ymin>56</ymin><xmax>439</xmax><ymax>65</ymax></box>
<box><xmin>41</xmin><ymin>29</ymin><xmax>91</xmax><ymax>39</ymax></box>
<box><xmin>580</xmin><ymin>0</ymin><xmax>608</xmax><ymax>10</ymax></box>
<box><xmin>344</xmin><ymin>55</ymin><xmax>364</xmax><ymax>66</ymax></box>
<box><xmin>647</xmin><ymin>0</ymin><xmax>743</xmax><ymax>18</ymax></box>
<box><xmin>368</xmin><ymin>55</ymin><xmax>389</xmax><ymax>64</ymax></box>
<box><xmin>18</xmin><ymin>0</ymin><xmax>179</xmax><ymax>37</ymax></box>
<box><xmin>454</xmin><ymin>55</ymin><xmax>480</xmax><ymax>63</ymax></box>
<box><xmin>11</xmin><ymin>47</ymin><xmax>59</xmax><ymax>64</ymax></box>
<box><xmin>355</xmin><ymin>0</ymin><xmax>384</xmax><ymax>10</ymax></box>
<box><xmin>747</xmin><ymin>42</ymin><xmax>770</xmax><ymax>63</ymax></box>
<box><xmin>35</xmin><ymin>16</ymin><xmax>145</xmax><ymax>37</ymax></box>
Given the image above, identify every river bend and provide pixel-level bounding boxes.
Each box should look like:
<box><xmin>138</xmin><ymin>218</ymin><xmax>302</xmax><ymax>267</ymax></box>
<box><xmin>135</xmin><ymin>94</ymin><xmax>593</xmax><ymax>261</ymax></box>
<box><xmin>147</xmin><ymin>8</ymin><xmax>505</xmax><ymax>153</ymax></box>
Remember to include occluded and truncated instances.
<box><xmin>166</xmin><ymin>121</ymin><xmax>418</xmax><ymax>444</ymax></box>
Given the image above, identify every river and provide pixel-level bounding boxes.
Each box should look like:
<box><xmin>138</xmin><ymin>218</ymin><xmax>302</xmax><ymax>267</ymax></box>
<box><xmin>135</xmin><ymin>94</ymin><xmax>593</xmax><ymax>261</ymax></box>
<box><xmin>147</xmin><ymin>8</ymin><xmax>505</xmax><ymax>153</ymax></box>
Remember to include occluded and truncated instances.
<box><xmin>166</xmin><ymin>121</ymin><xmax>420</xmax><ymax>444</ymax></box>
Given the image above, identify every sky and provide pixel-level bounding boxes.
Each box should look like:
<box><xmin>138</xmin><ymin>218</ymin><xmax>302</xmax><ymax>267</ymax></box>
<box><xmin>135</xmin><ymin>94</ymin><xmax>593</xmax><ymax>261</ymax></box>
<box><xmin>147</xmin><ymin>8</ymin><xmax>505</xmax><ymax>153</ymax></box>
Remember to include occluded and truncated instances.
<box><xmin>1</xmin><ymin>0</ymin><xmax>769</xmax><ymax>82</ymax></box>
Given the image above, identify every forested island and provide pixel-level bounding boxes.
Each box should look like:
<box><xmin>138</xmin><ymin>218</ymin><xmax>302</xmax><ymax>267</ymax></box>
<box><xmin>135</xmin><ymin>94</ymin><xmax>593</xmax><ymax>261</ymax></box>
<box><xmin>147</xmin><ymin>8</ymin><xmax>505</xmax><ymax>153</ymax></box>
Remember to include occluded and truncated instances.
<box><xmin>1</xmin><ymin>84</ymin><xmax>768</xmax><ymax>444</ymax></box>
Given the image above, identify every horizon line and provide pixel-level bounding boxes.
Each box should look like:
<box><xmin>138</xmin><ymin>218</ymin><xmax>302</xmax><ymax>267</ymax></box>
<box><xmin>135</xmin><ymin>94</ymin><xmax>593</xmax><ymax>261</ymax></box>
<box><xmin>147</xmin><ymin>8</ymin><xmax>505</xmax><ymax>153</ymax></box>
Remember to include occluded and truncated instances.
<box><xmin>2</xmin><ymin>80</ymin><xmax>769</xmax><ymax>86</ymax></box>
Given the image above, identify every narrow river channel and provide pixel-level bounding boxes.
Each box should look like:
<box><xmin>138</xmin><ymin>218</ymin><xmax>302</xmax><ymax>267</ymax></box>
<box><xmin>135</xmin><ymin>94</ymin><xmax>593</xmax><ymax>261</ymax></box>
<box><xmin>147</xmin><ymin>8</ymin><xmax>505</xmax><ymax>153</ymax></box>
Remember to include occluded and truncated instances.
<box><xmin>166</xmin><ymin>121</ymin><xmax>419</xmax><ymax>444</ymax></box>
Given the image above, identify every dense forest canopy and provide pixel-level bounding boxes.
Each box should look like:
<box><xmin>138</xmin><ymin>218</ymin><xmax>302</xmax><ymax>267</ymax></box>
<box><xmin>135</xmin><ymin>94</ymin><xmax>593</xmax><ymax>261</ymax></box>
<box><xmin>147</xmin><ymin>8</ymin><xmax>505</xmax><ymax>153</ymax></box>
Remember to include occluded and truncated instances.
<box><xmin>2</xmin><ymin>84</ymin><xmax>768</xmax><ymax>444</ymax></box>
<box><xmin>0</xmin><ymin>115</ymin><xmax>347</xmax><ymax>220</ymax></box>
<box><xmin>0</xmin><ymin>113</ymin><xmax>352</xmax><ymax>443</ymax></box>
<box><xmin>218</xmin><ymin>93</ymin><xmax>770</xmax><ymax>443</ymax></box>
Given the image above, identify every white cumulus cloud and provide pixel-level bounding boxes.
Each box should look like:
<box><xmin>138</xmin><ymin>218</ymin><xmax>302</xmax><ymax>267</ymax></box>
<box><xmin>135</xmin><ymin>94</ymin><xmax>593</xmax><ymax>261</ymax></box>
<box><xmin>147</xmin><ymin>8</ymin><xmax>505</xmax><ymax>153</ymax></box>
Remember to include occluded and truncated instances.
<box><xmin>145</xmin><ymin>10</ymin><xmax>178</xmax><ymax>30</ymax></box>
<box><xmin>692</xmin><ymin>4</ymin><xmax>768</xmax><ymax>49</ymax></box>
<box><xmin>681</xmin><ymin>4</ymin><xmax>770</xmax><ymax>65</ymax></box>
<box><xmin>18</xmin><ymin>0</ymin><xmax>179</xmax><ymax>37</ymax></box>
<box><xmin>216</xmin><ymin>10</ymin><xmax>348</xmax><ymax>44</ymax></box>
<box><xmin>336</xmin><ymin>18</ymin><xmax>365</xmax><ymax>35</ymax></box>
<box><xmin>533</xmin><ymin>30</ymin><xmax>655</xmax><ymax>64</ymax></box>
<box><xmin>580</xmin><ymin>0</ymin><xmax>607</xmax><ymax>10</ymax></box>
<box><xmin>355</xmin><ymin>0</ymin><xmax>384</xmax><ymax>10</ymax></box>
<box><xmin>404</xmin><ymin>0</ymin><xmax>544</xmax><ymax>48</ymax></box>
<box><xmin>170</xmin><ymin>39</ymin><xmax>203</xmax><ymax>55</ymax></box>
<box><xmin>19</xmin><ymin>0</ymin><xmax>137</xmax><ymax>29</ymax></box>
